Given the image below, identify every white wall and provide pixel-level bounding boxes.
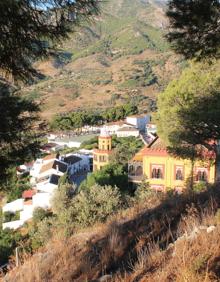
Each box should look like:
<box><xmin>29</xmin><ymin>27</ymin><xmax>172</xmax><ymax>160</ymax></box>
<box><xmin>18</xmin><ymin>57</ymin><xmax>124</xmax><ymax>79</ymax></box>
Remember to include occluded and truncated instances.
<box><xmin>20</xmin><ymin>205</ymin><xmax>34</xmax><ymax>222</ymax></box>
<box><xmin>55</xmin><ymin>141</ymin><xmax>81</xmax><ymax>148</ymax></box>
<box><xmin>33</xmin><ymin>193</ymin><xmax>53</xmax><ymax>209</ymax></box>
<box><xmin>37</xmin><ymin>168</ymin><xmax>64</xmax><ymax>180</ymax></box>
<box><xmin>116</xmin><ymin>130</ymin><xmax>139</xmax><ymax>138</ymax></box>
<box><xmin>3</xmin><ymin>220</ymin><xmax>25</xmax><ymax>230</ymax></box>
<box><xmin>126</xmin><ymin>115</ymin><xmax>150</xmax><ymax>131</ymax></box>
<box><xmin>3</xmin><ymin>199</ymin><xmax>24</xmax><ymax>213</ymax></box>
<box><xmin>36</xmin><ymin>181</ymin><xmax>58</xmax><ymax>194</ymax></box>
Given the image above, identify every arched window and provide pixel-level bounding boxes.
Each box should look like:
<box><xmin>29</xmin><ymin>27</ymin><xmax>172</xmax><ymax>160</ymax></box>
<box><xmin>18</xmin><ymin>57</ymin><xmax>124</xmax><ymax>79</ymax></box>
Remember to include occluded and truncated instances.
<box><xmin>152</xmin><ymin>168</ymin><xmax>157</xmax><ymax>178</ymax></box>
<box><xmin>152</xmin><ymin>168</ymin><xmax>163</xmax><ymax>179</ymax></box>
<box><xmin>176</xmin><ymin>169</ymin><xmax>183</xmax><ymax>180</ymax></box>
<box><xmin>129</xmin><ymin>165</ymin><xmax>135</xmax><ymax>175</ymax></box>
<box><xmin>136</xmin><ymin>166</ymin><xmax>143</xmax><ymax>176</ymax></box>
<box><xmin>196</xmin><ymin>170</ymin><xmax>207</xmax><ymax>182</ymax></box>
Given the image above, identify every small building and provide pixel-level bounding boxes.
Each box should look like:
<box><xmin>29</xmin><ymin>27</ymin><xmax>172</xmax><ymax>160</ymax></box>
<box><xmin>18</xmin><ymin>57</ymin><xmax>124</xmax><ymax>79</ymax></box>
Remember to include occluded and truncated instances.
<box><xmin>126</xmin><ymin>114</ymin><xmax>150</xmax><ymax>132</ymax></box>
<box><xmin>93</xmin><ymin>128</ymin><xmax>113</xmax><ymax>171</ymax></box>
<box><xmin>16</xmin><ymin>161</ymin><xmax>34</xmax><ymax>177</ymax></box>
<box><xmin>128</xmin><ymin>137</ymin><xmax>216</xmax><ymax>192</ymax></box>
<box><xmin>41</xmin><ymin>142</ymin><xmax>64</xmax><ymax>154</ymax></box>
<box><xmin>116</xmin><ymin>126</ymin><xmax>140</xmax><ymax>138</ymax></box>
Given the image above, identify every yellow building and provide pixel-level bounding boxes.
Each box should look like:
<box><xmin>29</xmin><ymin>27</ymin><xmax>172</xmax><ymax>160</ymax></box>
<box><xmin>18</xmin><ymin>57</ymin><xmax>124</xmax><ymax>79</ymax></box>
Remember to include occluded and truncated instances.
<box><xmin>93</xmin><ymin>129</ymin><xmax>113</xmax><ymax>171</ymax></box>
<box><xmin>128</xmin><ymin>137</ymin><xmax>216</xmax><ymax>192</ymax></box>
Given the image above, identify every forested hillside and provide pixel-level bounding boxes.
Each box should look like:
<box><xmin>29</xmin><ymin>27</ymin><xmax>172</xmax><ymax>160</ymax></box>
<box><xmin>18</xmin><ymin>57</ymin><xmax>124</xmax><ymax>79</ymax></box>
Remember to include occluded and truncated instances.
<box><xmin>20</xmin><ymin>0</ymin><xmax>182</xmax><ymax>121</ymax></box>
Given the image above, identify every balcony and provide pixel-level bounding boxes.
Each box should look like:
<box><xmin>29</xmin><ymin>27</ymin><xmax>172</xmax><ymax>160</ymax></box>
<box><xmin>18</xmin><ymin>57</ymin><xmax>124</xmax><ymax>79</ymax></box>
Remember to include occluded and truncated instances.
<box><xmin>128</xmin><ymin>161</ymin><xmax>143</xmax><ymax>183</ymax></box>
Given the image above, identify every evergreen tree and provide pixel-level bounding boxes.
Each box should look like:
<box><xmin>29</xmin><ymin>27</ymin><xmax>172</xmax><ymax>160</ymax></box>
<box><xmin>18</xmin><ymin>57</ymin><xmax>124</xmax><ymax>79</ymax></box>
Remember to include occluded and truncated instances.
<box><xmin>0</xmin><ymin>0</ymin><xmax>100</xmax><ymax>81</ymax></box>
<box><xmin>0</xmin><ymin>83</ymin><xmax>41</xmax><ymax>182</ymax></box>
<box><xmin>166</xmin><ymin>0</ymin><xmax>220</xmax><ymax>60</ymax></box>
<box><xmin>0</xmin><ymin>0</ymin><xmax>101</xmax><ymax>183</ymax></box>
<box><xmin>155</xmin><ymin>61</ymin><xmax>220</xmax><ymax>158</ymax></box>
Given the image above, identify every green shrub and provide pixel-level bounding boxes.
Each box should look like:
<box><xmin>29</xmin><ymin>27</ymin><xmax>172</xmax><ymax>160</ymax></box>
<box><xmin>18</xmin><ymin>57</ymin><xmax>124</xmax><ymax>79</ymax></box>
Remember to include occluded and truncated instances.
<box><xmin>3</xmin><ymin>211</ymin><xmax>20</xmax><ymax>223</ymax></box>
<box><xmin>30</xmin><ymin>218</ymin><xmax>54</xmax><ymax>249</ymax></box>
<box><xmin>134</xmin><ymin>181</ymin><xmax>162</xmax><ymax>206</ymax></box>
<box><xmin>71</xmin><ymin>184</ymin><xmax>121</xmax><ymax>227</ymax></box>
<box><xmin>80</xmin><ymin>163</ymin><xmax>128</xmax><ymax>193</ymax></box>
<box><xmin>193</xmin><ymin>182</ymin><xmax>208</xmax><ymax>193</ymax></box>
<box><xmin>32</xmin><ymin>208</ymin><xmax>52</xmax><ymax>225</ymax></box>
<box><xmin>0</xmin><ymin>229</ymin><xmax>22</xmax><ymax>265</ymax></box>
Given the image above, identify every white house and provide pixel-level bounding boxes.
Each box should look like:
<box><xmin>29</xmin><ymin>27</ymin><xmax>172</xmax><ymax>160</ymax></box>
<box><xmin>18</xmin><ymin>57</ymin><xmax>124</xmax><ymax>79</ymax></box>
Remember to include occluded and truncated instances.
<box><xmin>41</xmin><ymin>142</ymin><xmax>65</xmax><ymax>154</ymax></box>
<box><xmin>20</xmin><ymin>204</ymin><xmax>34</xmax><ymax>222</ymax></box>
<box><xmin>61</xmin><ymin>153</ymin><xmax>91</xmax><ymax>174</ymax></box>
<box><xmin>2</xmin><ymin>199</ymin><xmax>24</xmax><ymax>213</ymax></box>
<box><xmin>53</xmin><ymin>139</ymin><xmax>81</xmax><ymax>148</ymax></box>
<box><xmin>2</xmin><ymin>150</ymin><xmax>94</xmax><ymax>230</ymax></box>
<box><xmin>36</xmin><ymin>174</ymin><xmax>60</xmax><ymax>194</ymax></box>
<box><xmin>30</xmin><ymin>155</ymin><xmax>67</xmax><ymax>184</ymax></box>
<box><xmin>33</xmin><ymin>193</ymin><xmax>53</xmax><ymax>209</ymax></box>
<box><xmin>16</xmin><ymin>161</ymin><xmax>34</xmax><ymax>176</ymax></box>
<box><xmin>101</xmin><ymin>121</ymin><xmax>135</xmax><ymax>135</ymax></box>
<box><xmin>126</xmin><ymin>114</ymin><xmax>151</xmax><ymax>132</ymax></box>
<box><xmin>3</xmin><ymin>220</ymin><xmax>25</xmax><ymax>230</ymax></box>
<box><xmin>116</xmin><ymin>127</ymin><xmax>140</xmax><ymax>138</ymax></box>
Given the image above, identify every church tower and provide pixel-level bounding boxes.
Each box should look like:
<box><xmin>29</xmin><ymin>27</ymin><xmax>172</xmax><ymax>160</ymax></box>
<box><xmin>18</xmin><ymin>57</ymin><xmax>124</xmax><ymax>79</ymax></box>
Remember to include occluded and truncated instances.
<box><xmin>93</xmin><ymin>128</ymin><xmax>113</xmax><ymax>171</ymax></box>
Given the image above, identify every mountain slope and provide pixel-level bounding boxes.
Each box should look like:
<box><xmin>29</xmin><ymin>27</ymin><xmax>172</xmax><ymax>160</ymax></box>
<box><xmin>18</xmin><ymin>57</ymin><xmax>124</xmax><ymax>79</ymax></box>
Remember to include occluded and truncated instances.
<box><xmin>20</xmin><ymin>0</ymin><xmax>183</xmax><ymax>121</ymax></box>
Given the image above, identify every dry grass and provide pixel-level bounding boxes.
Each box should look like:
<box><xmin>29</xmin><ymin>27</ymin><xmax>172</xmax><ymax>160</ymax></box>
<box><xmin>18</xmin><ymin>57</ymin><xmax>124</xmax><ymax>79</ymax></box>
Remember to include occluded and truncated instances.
<box><xmin>4</xmin><ymin>187</ymin><xmax>220</xmax><ymax>282</ymax></box>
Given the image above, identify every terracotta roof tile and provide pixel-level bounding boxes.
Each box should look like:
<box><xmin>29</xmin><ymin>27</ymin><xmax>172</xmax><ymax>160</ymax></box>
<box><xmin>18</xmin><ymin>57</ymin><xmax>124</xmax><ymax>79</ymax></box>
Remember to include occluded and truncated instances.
<box><xmin>22</xmin><ymin>190</ymin><xmax>36</xmax><ymax>199</ymax></box>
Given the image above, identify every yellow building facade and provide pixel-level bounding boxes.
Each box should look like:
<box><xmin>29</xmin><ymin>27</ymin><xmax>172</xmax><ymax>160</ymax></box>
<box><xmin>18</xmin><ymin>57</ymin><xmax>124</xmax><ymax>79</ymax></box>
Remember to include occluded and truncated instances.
<box><xmin>129</xmin><ymin>137</ymin><xmax>216</xmax><ymax>192</ymax></box>
<box><xmin>93</xmin><ymin>130</ymin><xmax>113</xmax><ymax>171</ymax></box>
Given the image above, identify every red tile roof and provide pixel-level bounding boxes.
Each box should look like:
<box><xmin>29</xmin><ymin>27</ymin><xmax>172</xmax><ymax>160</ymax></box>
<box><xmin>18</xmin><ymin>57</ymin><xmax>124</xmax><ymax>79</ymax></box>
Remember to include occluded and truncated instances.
<box><xmin>22</xmin><ymin>190</ymin><xmax>36</xmax><ymax>199</ymax></box>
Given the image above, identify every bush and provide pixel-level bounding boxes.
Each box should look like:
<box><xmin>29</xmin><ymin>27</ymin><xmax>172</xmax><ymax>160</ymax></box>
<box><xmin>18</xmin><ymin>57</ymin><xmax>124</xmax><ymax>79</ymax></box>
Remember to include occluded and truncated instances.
<box><xmin>50</xmin><ymin>183</ymin><xmax>121</xmax><ymax>232</ymax></box>
<box><xmin>80</xmin><ymin>163</ymin><xmax>128</xmax><ymax>193</ymax></box>
<box><xmin>30</xmin><ymin>218</ymin><xmax>54</xmax><ymax>249</ymax></box>
<box><xmin>71</xmin><ymin>184</ymin><xmax>121</xmax><ymax>227</ymax></box>
<box><xmin>32</xmin><ymin>208</ymin><xmax>52</xmax><ymax>225</ymax></box>
<box><xmin>134</xmin><ymin>182</ymin><xmax>162</xmax><ymax>207</ymax></box>
<box><xmin>193</xmin><ymin>182</ymin><xmax>208</xmax><ymax>193</ymax></box>
<box><xmin>3</xmin><ymin>211</ymin><xmax>20</xmax><ymax>223</ymax></box>
<box><xmin>0</xmin><ymin>229</ymin><xmax>22</xmax><ymax>265</ymax></box>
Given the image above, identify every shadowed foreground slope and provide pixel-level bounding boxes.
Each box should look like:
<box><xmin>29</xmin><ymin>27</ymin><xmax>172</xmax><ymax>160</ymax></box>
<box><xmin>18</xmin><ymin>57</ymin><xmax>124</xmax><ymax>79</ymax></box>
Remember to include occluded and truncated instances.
<box><xmin>4</xmin><ymin>187</ymin><xmax>220</xmax><ymax>282</ymax></box>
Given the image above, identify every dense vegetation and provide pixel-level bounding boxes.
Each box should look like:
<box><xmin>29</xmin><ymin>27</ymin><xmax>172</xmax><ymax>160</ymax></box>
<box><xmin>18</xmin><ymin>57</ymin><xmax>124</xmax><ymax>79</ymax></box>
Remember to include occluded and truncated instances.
<box><xmin>166</xmin><ymin>0</ymin><xmax>220</xmax><ymax>60</ymax></box>
<box><xmin>155</xmin><ymin>60</ymin><xmax>220</xmax><ymax>159</ymax></box>
<box><xmin>50</xmin><ymin>103</ymin><xmax>138</xmax><ymax>130</ymax></box>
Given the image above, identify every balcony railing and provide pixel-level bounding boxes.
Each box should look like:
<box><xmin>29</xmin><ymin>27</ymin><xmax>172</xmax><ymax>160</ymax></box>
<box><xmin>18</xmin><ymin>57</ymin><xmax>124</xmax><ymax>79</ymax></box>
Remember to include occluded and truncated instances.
<box><xmin>128</xmin><ymin>175</ymin><xmax>144</xmax><ymax>183</ymax></box>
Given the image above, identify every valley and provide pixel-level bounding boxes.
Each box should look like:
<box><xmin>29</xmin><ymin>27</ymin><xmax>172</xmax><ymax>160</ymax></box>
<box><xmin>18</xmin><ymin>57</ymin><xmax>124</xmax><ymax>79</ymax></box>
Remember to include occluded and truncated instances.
<box><xmin>20</xmin><ymin>0</ymin><xmax>183</xmax><ymax>121</ymax></box>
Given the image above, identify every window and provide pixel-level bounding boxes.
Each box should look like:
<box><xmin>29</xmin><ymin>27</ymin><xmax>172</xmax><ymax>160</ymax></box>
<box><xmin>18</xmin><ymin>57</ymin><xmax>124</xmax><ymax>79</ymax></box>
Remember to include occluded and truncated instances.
<box><xmin>136</xmin><ymin>166</ymin><xmax>143</xmax><ymax>176</ymax></box>
<box><xmin>128</xmin><ymin>165</ymin><xmax>135</xmax><ymax>175</ymax></box>
<box><xmin>151</xmin><ymin>165</ymin><xmax>163</xmax><ymax>179</ymax></box>
<box><xmin>93</xmin><ymin>155</ymin><xmax>97</xmax><ymax>161</ymax></box>
<box><xmin>175</xmin><ymin>166</ymin><xmax>184</xmax><ymax>180</ymax></box>
<box><xmin>99</xmin><ymin>155</ymin><xmax>107</xmax><ymax>162</ymax></box>
<box><xmin>196</xmin><ymin>169</ymin><xmax>207</xmax><ymax>182</ymax></box>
